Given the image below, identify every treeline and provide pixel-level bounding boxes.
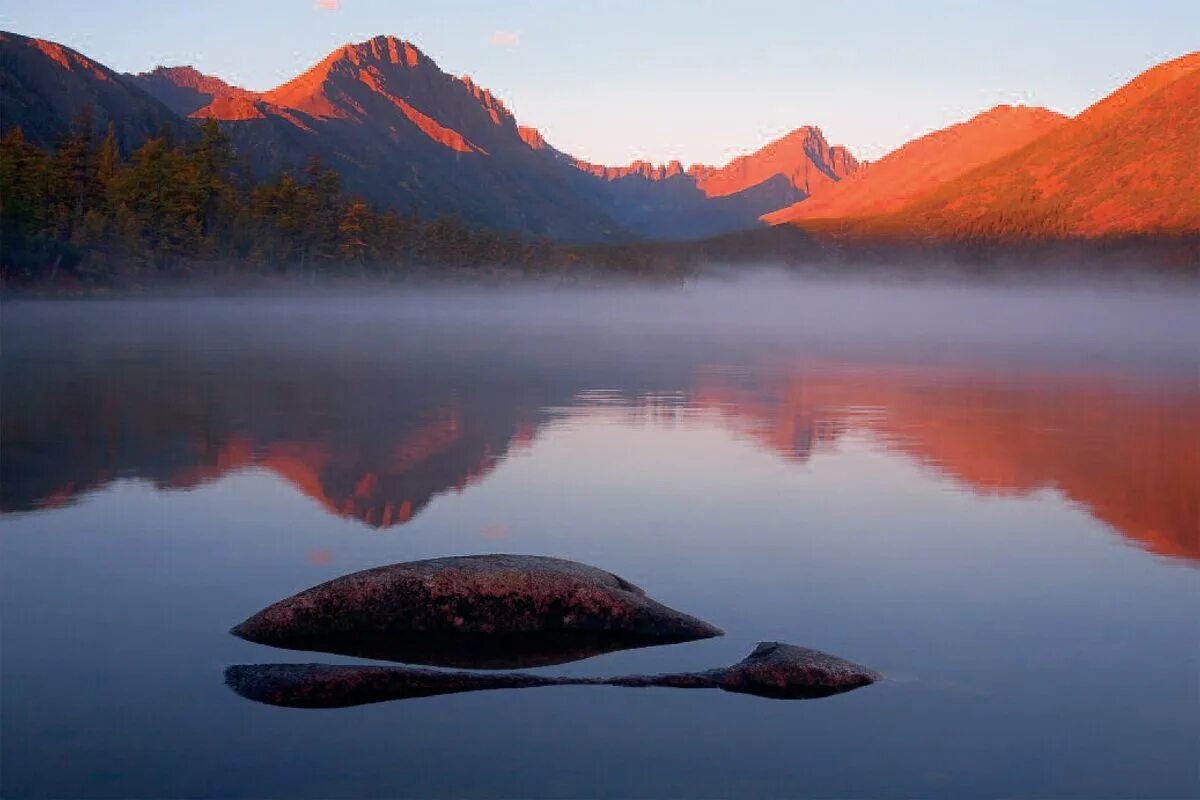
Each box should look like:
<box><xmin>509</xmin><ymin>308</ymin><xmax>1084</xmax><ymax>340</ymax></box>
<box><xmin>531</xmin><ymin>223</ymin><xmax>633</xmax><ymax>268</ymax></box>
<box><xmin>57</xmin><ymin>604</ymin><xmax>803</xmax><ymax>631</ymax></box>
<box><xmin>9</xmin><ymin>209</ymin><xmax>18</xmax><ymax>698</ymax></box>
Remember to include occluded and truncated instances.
<box><xmin>0</xmin><ymin>110</ymin><xmax>580</xmax><ymax>283</ymax></box>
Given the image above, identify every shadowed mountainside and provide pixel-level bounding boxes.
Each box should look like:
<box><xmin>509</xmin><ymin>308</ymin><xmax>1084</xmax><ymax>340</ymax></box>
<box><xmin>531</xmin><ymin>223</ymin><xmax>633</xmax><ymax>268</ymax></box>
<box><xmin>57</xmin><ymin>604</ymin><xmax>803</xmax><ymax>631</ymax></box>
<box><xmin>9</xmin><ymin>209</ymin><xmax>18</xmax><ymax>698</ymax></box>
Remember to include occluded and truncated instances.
<box><xmin>122</xmin><ymin>35</ymin><xmax>858</xmax><ymax>242</ymax></box>
<box><xmin>130</xmin><ymin>36</ymin><xmax>625</xmax><ymax>242</ymax></box>
<box><xmin>560</xmin><ymin>126</ymin><xmax>858</xmax><ymax>239</ymax></box>
<box><xmin>7</xmin><ymin>30</ymin><xmax>1196</xmax><ymax>250</ymax></box>
<box><xmin>127</xmin><ymin>66</ymin><xmax>260</xmax><ymax>118</ymax></box>
<box><xmin>0</xmin><ymin>31</ymin><xmax>190</xmax><ymax>150</ymax></box>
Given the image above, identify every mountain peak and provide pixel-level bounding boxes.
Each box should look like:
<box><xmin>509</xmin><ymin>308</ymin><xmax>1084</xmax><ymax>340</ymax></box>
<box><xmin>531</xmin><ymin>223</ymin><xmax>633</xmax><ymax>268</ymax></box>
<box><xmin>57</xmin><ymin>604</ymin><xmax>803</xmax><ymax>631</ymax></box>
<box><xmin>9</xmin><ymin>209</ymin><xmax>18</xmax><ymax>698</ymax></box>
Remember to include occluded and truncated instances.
<box><xmin>140</xmin><ymin>65</ymin><xmax>207</xmax><ymax>83</ymax></box>
<box><xmin>262</xmin><ymin>35</ymin><xmax>428</xmax><ymax>118</ymax></box>
<box><xmin>779</xmin><ymin>124</ymin><xmax>824</xmax><ymax>141</ymax></box>
<box><xmin>887</xmin><ymin>54</ymin><xmax>1200</xmax><ymax>237</ymax></box>
<box><xmin>129</xmin><ymin>64</ymin><xmax>259</xmax><ymax>118</ymax></box>
<box><xmin>764</xmin><ymin>103</ymin><xmax>1066</xmax><ymax>224</ymax></box>
<box><xmin>571</xmin><ymin>158</ymin><xmax>693</xmax><ymax>182</ymax></box>
<box><xmin>259</xmin><ymin>35</ymin><xmax>514</xmax><ymax>137</ymax></box>
<box><xmin>337</xmin><ymin>35</ymin><xmax>426</xmax><ymax>69</ymax></box>
<box><xmin>694</xmin><ymin>124</ymin><xmax>858</xmax><ymax>199</ymax></box>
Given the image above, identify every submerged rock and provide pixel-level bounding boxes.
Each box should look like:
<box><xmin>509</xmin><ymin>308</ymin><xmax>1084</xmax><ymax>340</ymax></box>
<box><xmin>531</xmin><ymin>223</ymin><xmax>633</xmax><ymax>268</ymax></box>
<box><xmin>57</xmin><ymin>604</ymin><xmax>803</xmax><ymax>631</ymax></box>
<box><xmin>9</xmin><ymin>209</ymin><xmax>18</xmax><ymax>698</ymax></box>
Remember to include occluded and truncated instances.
<box><xmin>231</xmin><ymin>554</ymin><xmax>722</xmax><ymax>668</ymax></box>
<box><xmin>226</xmin><ymin>641</ymin><xmax>881</xmax><ymax>708</ymax></box>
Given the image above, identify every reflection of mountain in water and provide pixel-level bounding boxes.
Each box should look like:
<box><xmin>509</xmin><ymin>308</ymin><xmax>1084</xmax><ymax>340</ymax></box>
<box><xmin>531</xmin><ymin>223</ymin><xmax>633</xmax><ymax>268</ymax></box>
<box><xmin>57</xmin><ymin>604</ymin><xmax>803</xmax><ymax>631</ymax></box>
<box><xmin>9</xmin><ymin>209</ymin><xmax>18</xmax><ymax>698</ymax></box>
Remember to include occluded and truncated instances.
<box><xmin>693</xmin><ymin>365</ymin><xmax>1199</xmax><ymax>563</ymax></box>
<box><xmin>0</xmin><ymin>355</ymin><xmax>548</xmax><ymax>528</ymax></box>
<box><xmin>3</xmin><ymin>352</ymin><xmax>1196</xmax><ymax>562</ymax></box>
<box><xmin>174</xmin><ymin>411</ymin><xmax>512</xmax><ymax>527</ymax></box>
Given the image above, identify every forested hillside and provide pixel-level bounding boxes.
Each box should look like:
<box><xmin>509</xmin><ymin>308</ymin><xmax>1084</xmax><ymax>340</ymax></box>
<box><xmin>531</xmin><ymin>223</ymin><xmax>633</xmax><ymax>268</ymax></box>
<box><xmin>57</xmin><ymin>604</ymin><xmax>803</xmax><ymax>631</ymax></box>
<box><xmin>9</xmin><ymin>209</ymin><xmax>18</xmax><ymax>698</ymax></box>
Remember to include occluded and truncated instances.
<box><xmin>0</xmin><ymin>112</ymin><xmax>568</xmax><ymax>282</ymax></box>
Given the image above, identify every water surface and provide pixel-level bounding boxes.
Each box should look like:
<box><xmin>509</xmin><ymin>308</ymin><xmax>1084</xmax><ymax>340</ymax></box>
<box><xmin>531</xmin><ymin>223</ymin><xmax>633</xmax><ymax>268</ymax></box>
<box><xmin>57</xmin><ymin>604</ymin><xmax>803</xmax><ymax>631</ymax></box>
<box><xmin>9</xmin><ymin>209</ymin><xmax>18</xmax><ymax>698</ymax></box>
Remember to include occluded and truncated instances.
<box><xmin>2</xmin><ymin>273</ymin><xmax>1198</xmax><ymax>798</ymax></box>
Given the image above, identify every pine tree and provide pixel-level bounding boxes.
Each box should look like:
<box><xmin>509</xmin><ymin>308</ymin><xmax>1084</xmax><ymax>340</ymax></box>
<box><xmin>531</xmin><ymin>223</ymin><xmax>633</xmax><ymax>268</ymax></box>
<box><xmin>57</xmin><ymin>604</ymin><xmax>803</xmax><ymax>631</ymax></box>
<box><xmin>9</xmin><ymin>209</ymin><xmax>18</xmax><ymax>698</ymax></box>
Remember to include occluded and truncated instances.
<box><xmin>48</xmin><ymin>106</ymin><xmax>100</xmax><ymax>239</ymax></box>
<box><xmin>1</xmin><ymin>120</ymin><xmax>563</xmax><ymax>280</ymax></box>
<box><xmin>190</xmin><ymin>117</ymin><xmax>234</xmax><ymax>253</ymax></box>
<box><xmin>338</xmin><ymin>200</ymin><xmax>370</xmax><ymax>265</ymax></box>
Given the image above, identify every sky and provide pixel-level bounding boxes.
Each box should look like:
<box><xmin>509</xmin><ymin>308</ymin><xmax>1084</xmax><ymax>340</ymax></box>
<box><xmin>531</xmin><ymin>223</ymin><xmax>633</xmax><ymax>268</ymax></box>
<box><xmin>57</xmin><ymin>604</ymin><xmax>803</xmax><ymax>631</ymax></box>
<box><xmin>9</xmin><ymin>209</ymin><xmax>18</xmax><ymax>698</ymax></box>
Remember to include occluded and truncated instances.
<box><xmin>3</xmin><ymin>1</ymin><xmax>1197</xmax><ymax>166</ymax></box>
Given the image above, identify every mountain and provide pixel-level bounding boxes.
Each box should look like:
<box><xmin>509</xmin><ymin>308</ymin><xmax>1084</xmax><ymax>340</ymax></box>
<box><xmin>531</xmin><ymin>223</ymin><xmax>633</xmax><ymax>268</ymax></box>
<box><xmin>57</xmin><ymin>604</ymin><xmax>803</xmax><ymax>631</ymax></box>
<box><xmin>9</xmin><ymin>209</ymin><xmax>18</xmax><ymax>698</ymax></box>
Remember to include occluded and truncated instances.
<box><xmin>691</xmin><ymin>126</ymin><xmax>858</xmax><ymax>199</ymax></box>
<box><xmin>126</xmin><ymin>65</ymin><xmax>259</xmax><ymax>118</ymax></box>
<box><xmin>763</xmin><ymin>105</ymin><xmax>1065</xmax><ymax>224</ymax></box>
<box><xmin>127</xmin><ymin>36</ymin><xmax>858</xmax><ymax>241</ymax></box>
<box><xmin>131</xmin><ymin>36</ymin><xmax>624</xmax><ymax>241</ymax></box>
<box><xmin>4</xmin><ymin>30</ymin><xmax>861</xmax><ymax>243</ymax></box>
<box><xmin>809</xmin><ymin>52</ymin><xmax>1200</xmax><ymax>240</ymax></box>
<box><xmin>0</xmin><ymin>30</ymin><xmax>189</xmax><ymax>149</ymax></box>
<box><xmin>15</xmin><ymin>30</ymin><xmax>1190</xmax><ymax>247</ymax></box>
<box><xmin>564</xmin><ymin>126</ymin><xmax>859</xmax><ymax>239</ymax></box>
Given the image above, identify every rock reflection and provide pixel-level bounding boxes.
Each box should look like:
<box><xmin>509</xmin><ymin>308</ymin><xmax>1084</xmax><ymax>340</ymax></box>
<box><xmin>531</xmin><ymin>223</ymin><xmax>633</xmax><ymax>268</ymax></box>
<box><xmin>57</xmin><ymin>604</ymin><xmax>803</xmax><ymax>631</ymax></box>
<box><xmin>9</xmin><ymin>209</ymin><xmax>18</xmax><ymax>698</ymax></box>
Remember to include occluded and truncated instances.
<box><xmin>226</xmin><ymin>643</ymin><xmax>881</xmax><ymax>708</ymax></box>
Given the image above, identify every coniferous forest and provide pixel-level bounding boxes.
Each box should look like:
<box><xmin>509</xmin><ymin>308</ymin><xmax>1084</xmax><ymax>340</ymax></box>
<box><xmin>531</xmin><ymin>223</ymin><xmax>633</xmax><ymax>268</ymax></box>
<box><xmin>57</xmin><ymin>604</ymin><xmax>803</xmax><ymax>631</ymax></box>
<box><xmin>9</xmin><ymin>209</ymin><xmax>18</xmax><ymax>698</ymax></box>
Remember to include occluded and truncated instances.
<box><xmin>0</xmin><ymin>110</ymin><xmax>581</xmax><ymax>285</ymax></box>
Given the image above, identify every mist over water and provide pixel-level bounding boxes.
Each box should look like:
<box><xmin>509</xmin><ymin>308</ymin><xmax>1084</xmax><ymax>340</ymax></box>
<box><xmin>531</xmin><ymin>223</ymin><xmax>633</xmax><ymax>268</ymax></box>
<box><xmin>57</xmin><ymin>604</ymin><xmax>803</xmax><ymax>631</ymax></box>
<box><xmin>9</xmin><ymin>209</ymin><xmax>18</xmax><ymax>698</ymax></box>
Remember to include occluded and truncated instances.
<box><xmin>2</xmin><ymin>270</ymin><xmax>1198</xmax><ymax>799</ymax></box>
<box><xmin>9</xmin><ymin>267</ymin><xmax>1200</xmax><ymax>364</ymax></box>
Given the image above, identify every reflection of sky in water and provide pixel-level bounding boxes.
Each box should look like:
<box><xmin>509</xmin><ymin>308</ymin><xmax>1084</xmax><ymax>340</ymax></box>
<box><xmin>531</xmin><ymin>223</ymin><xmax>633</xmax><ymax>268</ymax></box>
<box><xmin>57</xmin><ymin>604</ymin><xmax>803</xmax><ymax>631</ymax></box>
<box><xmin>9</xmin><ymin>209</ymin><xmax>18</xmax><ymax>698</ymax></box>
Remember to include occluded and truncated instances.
<box><xmin>2</xmin><ymin>277</ymin><xmax>1198</xmax><ymax>798</ymax></box>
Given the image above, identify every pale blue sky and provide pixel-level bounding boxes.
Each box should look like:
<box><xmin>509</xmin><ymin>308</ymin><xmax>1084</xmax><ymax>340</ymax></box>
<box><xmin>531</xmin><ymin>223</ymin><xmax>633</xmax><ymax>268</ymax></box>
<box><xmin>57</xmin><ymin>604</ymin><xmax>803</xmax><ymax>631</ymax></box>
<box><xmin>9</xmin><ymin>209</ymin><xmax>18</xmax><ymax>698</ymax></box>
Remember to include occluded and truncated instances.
<box><xmin>3</xmin><ymin>1</ymin><xmax>1196</xmax><ymax>165</ymax></box>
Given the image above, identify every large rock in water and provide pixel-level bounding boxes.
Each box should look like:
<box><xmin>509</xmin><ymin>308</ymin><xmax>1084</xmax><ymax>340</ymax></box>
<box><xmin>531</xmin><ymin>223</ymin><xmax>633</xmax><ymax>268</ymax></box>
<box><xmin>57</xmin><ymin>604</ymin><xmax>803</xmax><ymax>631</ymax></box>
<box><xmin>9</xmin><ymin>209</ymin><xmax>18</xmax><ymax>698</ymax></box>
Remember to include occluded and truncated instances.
<box><xmin>231</xmin><ymin>555</ymin><xmax>722</xmax><ymax>668</ymax></box>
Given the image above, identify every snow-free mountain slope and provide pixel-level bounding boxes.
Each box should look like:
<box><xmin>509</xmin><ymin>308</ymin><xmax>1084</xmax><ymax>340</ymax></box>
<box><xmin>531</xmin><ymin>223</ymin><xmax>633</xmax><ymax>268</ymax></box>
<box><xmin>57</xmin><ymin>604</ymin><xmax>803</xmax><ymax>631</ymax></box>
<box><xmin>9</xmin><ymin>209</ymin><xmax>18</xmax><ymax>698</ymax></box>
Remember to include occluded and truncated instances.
<box><xmin>887</xmin><ymin>52</ymin><xmax>1200</xmax><ymax>238</ymax></box>
<box><xmin>765</xmin><ymin>105</ymin><xmax>1065</xmax><ymax>224</ymax></box>
<box><xmin>0</xmin><ymin>31</ymin><xmax>190</xmax><ymax>149</ymax></box>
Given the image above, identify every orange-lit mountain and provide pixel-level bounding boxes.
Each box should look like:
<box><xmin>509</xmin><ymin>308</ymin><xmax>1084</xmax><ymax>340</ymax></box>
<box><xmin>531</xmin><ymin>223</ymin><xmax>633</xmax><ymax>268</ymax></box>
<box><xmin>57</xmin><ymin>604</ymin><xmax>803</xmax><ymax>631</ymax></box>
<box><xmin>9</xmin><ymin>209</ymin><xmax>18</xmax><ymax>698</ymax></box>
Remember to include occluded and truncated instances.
<box><xmin>791</xmin><ymin>52</ymin><xmax>1200</xmax><ymax>240</ymax></box>
<box><xmin>690</xmin><ymin>126</ymin><xmax>858</xmax><ymax>199</ymax></box>
<box><xmin>6</xmin><ymin>30</ymin><xmax>1196</xmax><ymax>245</ymax></box>
<box><xmin>763</xmin><ymin>105</ymin><xmax>1066</xmax><ymax>224</ymax></box>
<box><xmin>0</xmin><ymin>31</ymin><xmax>190</xmax><ymax>149</ymax></box>
<box><xmin>557</xmin><ymin>126</ymin><xmax>859</xmax><ymax>239</ymax></box>
<box><xmin>564</xmin><ymin>126</ymin><xmax>856</xmax><ymax>197</ymax></box>
<box><xmin>126</xmin><ymin>36</ymin><xmax>625</xmax><ymax>241</ymax></box>
<box><xmin>121</xmin><ymin>35</ymin><xmax>859</xmax><ymax>241</ymax></box>
<box><xmin>127</xmin><ymin>66</ymin><xmax>261</xmax><ymax>119</ymax></box>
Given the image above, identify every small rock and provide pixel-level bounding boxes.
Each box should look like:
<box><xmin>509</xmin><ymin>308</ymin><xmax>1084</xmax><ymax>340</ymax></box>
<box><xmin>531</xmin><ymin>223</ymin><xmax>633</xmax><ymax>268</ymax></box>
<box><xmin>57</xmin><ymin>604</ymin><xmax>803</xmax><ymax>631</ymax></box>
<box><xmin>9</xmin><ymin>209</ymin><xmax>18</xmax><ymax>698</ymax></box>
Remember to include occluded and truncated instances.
<box><xmin>718</xmin><ymin>642</ymin><xmax>882</xmax><ymax>699</ymax></box>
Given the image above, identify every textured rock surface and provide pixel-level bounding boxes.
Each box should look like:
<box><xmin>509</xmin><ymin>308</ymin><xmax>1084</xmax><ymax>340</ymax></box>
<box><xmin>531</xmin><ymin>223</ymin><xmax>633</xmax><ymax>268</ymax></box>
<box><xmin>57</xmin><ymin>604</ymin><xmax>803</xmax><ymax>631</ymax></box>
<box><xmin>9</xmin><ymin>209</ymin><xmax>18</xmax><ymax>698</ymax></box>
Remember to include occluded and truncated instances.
<box><xmin>232</xmin><ymin>554</ymin><xmax>722</xmax><ymax>668</ymax></box>
<box><xmin>716</xmin><ymin>641</ymin><xmax>882</xmax><ymax>699</ymax></box>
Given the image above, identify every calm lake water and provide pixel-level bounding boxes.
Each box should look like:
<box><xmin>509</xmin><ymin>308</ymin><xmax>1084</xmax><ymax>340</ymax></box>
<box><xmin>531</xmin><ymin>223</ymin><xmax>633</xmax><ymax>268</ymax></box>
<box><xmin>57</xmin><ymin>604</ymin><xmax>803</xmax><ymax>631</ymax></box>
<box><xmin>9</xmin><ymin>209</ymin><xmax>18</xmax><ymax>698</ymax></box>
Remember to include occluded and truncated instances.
<box><xmin>2</xmin><ymin>272</ymin><xmax>1198</xmax><ymax>799</ymax></box>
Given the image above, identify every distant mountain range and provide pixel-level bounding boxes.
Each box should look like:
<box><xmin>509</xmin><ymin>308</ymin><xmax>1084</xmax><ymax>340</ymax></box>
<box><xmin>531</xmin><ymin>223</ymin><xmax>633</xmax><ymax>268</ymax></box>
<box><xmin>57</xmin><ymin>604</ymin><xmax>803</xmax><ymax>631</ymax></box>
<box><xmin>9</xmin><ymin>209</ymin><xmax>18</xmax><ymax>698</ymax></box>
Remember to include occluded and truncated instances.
<box><xmin>763</xmin><ymin>105</ymin><xmax>1068</xmax><ymax>224</ymax></box>
<box><xmin>878</xmin><ymin>52</ymin><xmax>1200</xmax><ymax>239</ymax></box>
<box><xmin>2</xmin><ymin>30</ymin><xmax>1197</xmax><ymax>243</ymax></box>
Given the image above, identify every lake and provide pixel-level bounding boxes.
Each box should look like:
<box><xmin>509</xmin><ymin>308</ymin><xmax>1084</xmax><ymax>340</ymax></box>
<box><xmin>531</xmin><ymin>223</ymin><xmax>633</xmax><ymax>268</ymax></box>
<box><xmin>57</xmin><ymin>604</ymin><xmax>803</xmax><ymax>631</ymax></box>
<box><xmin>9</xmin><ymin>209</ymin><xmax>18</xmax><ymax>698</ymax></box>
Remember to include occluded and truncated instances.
<box><xmin>2</xmin><ymin>271</ymin><xmax>1198</xmax><ymax>799</ymax></box>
